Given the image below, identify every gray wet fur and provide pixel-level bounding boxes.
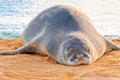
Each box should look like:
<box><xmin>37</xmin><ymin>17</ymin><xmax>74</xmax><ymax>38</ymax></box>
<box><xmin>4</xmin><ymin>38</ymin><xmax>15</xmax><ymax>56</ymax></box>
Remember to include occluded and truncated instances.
<box><xmin>0</xmin><ymin>5</ymin><xmax>120</xmax><ymax>65</ymax></box>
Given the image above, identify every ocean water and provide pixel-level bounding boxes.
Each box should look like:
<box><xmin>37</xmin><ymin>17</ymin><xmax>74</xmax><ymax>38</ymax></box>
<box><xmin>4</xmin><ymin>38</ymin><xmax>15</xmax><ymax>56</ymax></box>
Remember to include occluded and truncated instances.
<box><xmin>0</xmin><ymin>0</ymin><xmax>120</xmax><ymax>39</ymax></box>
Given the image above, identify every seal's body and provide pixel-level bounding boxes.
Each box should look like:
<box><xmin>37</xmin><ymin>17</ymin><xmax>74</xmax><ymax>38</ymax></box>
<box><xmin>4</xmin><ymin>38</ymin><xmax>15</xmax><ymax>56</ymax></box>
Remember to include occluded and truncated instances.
<box><xmin>0</xmin><ymin>5</ymin><xmax>120</xmax><ymax>65</ymax></box>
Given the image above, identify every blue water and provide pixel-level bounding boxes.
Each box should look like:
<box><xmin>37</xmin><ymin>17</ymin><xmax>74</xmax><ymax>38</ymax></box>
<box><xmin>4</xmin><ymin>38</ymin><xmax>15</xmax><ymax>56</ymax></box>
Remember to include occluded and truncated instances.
<box><xmin>0</xmin><ymin>0</ymin><xmax>33</xmax><ymax>38</ymax></box>
<box><xmin>0</xmin><ymin>0</ymin><xmax>32</xmax><ymax>16</ymax></box>
<box><xmin>0</xmin><ymin>0</ymin><xmax>120</xmax><ymax>39</ymax></box>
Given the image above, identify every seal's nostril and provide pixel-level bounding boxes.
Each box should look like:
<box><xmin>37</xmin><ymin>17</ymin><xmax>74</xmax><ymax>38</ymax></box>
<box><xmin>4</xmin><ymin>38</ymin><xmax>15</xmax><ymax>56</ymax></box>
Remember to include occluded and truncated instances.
<box><xmin>69</xmin><ymin>47</ymin><xmax>73</xmax><ymax>51</ymax></box>
<box><xmin>76</xmin><ymin>54</ymin><xmax>83</xmax><ymax>59</ymax></box>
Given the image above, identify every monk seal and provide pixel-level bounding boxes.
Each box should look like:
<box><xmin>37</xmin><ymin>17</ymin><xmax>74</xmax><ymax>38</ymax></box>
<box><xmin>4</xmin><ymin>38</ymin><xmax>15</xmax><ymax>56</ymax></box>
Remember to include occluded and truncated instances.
<box><xmin>0</xmin><ymin>5</ymin><xmax>120</xmax><ymax>65</ymax></box>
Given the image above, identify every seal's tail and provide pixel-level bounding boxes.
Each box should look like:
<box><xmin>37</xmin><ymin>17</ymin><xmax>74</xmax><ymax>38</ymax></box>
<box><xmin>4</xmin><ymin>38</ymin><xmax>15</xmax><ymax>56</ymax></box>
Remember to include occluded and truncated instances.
<box><xmin>0</xmin><ymin>42</ymin><xmax>37</xmax><ymax>55</ymax></box>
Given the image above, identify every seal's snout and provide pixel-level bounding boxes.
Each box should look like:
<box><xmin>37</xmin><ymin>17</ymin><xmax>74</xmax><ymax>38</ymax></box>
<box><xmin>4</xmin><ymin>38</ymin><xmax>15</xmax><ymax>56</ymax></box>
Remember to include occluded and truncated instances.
<box><xmin>70</xmin><ymin>53</ymin><xmax>84</xmax><ymax>62</ymax></box>
<box><xmin>64</xmin><ymin>47</ymin><xmax>92</xmax><ymax>65</ymax></box>
<box><xmin>70</xmin><ymin>51</ymin><xmax>90</xmax><ymax>61</ymax></box>
<box><xmin>66</xmin><ymin>51</ymin><xmax>92</xmax><ymax>65</ymax></box>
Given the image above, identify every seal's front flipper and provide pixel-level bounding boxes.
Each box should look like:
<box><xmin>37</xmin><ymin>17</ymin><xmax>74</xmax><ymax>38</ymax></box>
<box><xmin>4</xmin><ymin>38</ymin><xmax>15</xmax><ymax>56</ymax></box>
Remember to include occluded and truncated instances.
<box><xmin>0</xmin><ymin>42</ymin><xmax>37</xmax><ymax>55</ymax></box>
<box><xmin>105</xmin><ymin>39</ymin><xmax>120</xmax><ymax>50</ymax></box>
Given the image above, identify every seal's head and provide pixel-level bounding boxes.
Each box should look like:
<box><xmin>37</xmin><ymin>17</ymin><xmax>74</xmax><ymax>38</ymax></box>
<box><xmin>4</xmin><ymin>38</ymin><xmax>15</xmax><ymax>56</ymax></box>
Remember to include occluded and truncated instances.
<box><xmin>58</xmin><ymin>37</ymin><xmax>93</xmax><ymax>65</ymax></box>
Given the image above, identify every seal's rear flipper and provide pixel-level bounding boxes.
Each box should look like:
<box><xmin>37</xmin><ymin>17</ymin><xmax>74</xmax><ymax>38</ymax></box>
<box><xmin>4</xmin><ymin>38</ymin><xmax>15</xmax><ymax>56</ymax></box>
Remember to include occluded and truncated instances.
<box><xmin>105</xmin><ymin>39</ymin><xmax>120</xmax><ymax>50</ymax></box>
<box><xmin>0</xmin><ymin>42</ymin><xmax>37</xmax><ymax>55</ymax></box>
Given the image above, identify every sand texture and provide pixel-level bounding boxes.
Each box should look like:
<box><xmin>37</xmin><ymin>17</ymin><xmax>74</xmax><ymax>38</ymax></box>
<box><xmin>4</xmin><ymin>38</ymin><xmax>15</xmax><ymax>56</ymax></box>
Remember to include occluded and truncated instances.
<box><xmin>0</xmin><ymin>38</ymin><xmax>120</xmax><ymax>80</ymax></box>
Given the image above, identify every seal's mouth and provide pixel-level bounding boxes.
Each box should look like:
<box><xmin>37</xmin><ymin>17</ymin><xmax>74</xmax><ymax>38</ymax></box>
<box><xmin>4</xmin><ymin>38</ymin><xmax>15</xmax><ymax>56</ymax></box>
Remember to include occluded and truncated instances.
<box><xmin>64</xmin><ymin>51</ymin><xmax>92</xmax><ymax>65</ymax></box>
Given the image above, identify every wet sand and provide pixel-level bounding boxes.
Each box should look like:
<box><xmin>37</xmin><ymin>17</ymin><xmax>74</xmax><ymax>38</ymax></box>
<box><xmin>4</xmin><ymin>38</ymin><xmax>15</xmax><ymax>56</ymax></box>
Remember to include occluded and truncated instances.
<box><xmin>0</xmin><ymin>38</ymin><xmax>120</xmax><ymax>80</ymax></box>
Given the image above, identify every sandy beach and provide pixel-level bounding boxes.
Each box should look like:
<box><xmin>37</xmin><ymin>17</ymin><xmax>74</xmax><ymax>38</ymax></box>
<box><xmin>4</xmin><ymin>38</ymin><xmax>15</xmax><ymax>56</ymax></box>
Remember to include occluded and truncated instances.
<box><xmin>0</xmin><ymin>38</ymin><xmax>119</xmax><ymax>80</ymax></box>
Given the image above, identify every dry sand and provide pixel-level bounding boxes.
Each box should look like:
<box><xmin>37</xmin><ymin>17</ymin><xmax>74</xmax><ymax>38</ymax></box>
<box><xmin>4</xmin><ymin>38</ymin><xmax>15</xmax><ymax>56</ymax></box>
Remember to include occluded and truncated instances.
<box><xmin>0</xmin><ymin>38</ymin><xmax>120</xmax><ymax>80</ymax></box>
